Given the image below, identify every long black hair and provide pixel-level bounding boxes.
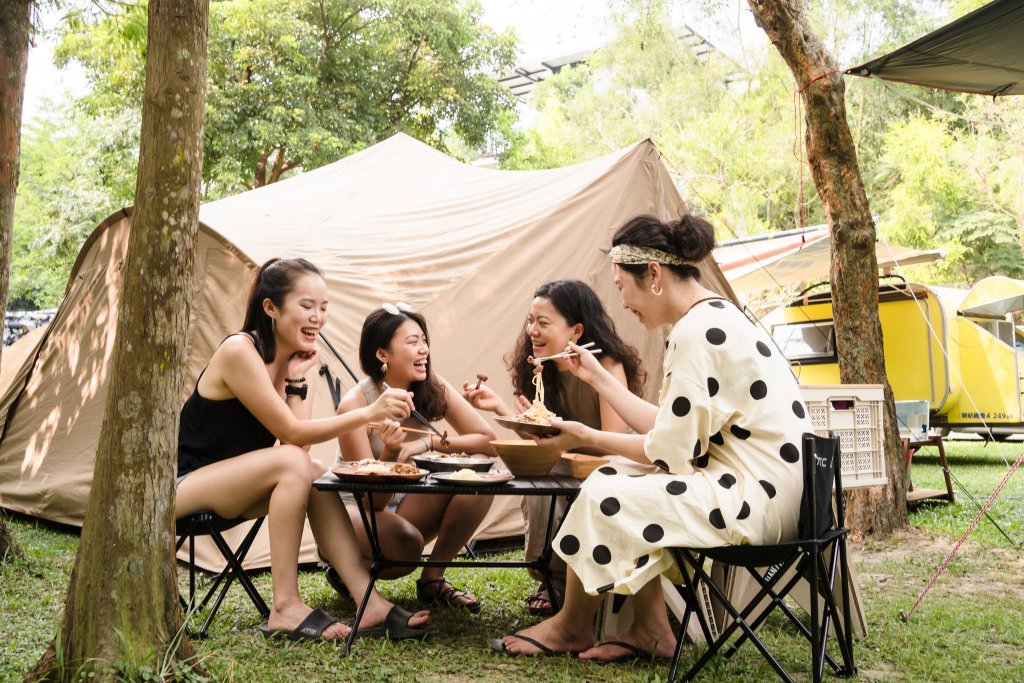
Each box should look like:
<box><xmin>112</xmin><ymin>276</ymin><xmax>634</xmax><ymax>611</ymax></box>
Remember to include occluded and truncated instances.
<box><xmin>358</xmin><ymin>307</ymin><xmax>448</xmax><ymax>422</ymax></box>
<box><xmin>611</xmin><ymin>213</ymin><xmax>715</xmax><ymax>283</ymax></box>
<box><xmin>508</xmin><ymin>279</ymin><xmax>645</xmax><ymax>417</ymax></box>
<box><xmin>242</xmin><ymin>258</ymin><xmax>323</xmax><ymax>363</ymax></box>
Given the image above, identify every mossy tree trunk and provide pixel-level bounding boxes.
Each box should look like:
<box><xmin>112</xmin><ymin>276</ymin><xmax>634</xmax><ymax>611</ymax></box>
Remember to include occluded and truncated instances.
<box><xmin>747</xmin><ymin>0</ymin><xmax>907</xmax><ymax>537</ymax></box>
<box><xmin>1</xmin><ymin>0</ymin><xmax>32</xmax><ymax>369</ymax></box>
<box><xmin>0</xmin><ymin>0</ymin><xmax>32</xmax><ymax>567</ymax></box>
<box><xmin>27</xmin><ymin>0</ymin><xmax>210</xmax><ymax>679</ymax></box>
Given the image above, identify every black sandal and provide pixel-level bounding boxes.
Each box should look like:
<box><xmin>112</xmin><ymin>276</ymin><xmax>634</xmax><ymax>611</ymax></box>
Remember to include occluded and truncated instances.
<box><xmin>525</xmin><ymin>585</ymin><xmax>564</xmax><ymax>616</ymax></box>
<box><xmin>416</xmin><ymin>577</ymin><xmax>481</xmax><ymax>613</ymax></box>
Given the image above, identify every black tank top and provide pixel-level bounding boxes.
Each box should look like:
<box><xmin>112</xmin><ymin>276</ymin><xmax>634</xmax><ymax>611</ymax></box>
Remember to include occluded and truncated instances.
<box><xmin>177</xmin><ymin>333</ymin><xmax>276</xmax><ymax>477</ymax></box>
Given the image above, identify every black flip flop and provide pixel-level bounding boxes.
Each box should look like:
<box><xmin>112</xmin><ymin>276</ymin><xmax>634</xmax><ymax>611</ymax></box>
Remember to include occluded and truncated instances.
<box><xmin>589</xmin><ymin>640</ymin><xmax>670</xmax><ymax>663</ymax></box>
<box><xmin>356</xmin><ymin>604</ymin><xmax>431</xmax><ymax>640</ymax></box>
<box><xmin>490</xmin><ymin>631</ymin><xmax>572</xmax><ymax>657</ymax></box>
<box><xmin>258</xmin><ymin>607</ymin><xmax>347</xmax><ymax>643</ymax></box>
<box><xmin>324</xmin><ymin>566</ymin><xmax>353</xmax><ymax>602</ymax></box>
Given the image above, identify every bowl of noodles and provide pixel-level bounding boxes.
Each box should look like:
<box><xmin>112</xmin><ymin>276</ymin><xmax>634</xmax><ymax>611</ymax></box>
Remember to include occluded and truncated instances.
<box><xmin>490</xmin><ymin>439</ymin><xmax>563</xmax><ymax>476</ymax></box>
<box><xmin>493</xmin><ymin>398</ymin><xmax>561</xmax><ymax>438</ymax></box>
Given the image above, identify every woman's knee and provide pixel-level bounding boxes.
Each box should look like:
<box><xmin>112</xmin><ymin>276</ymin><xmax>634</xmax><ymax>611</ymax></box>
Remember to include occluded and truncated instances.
<box><xmin>269</xmin><ymin>444</ymin><xmax>313</xmax><ymax>481</ymax></box>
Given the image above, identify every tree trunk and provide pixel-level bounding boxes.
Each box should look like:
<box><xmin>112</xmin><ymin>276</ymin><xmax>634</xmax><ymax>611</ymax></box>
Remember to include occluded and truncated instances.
<box><xmin>1</xmin><ymin>514</ymin><xmax>21</xmax><ymax>561</ymax></box>
<box><xmin>1</xmin><ymin>0</ymin><xmax>32</xmax><ymax>371</ymax></box>
<box><xmin>747</xmin><ymin>0</ymin><xmax>907</xmax><ymax>537</ymax></box>
<box><xmin>28</xmin><ymin>1</ymin><xmax>210</xmax><ymax>679</ymax></box>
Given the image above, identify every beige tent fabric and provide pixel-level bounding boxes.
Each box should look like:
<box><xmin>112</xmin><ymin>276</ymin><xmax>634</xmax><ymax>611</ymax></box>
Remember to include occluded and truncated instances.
<box><xmin>0</xmin><ymin>134</ymin><xmax>732</xmax><ymax>571</ymax></box>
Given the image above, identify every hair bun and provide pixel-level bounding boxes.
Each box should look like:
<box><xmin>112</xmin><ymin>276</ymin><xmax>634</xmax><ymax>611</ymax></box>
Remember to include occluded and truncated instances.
<box><xmin>666</xmin><ymin>214</ymin><xmax>714</xmax><ymax>262</ymax></box>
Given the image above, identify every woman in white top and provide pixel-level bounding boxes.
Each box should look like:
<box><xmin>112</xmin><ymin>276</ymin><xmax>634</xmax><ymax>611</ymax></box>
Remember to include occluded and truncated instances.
<box><xmin>335</xmin><ymin>304</ymin><xmax>496</xmax><ymax>612</ymax></box>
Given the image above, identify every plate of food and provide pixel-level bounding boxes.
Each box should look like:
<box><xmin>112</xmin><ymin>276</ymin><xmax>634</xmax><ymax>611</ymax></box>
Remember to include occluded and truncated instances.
<box><xmin>331</xmin><ymin>459</ymin><xmax>429</xmax><ymax>483</ymax></box>
<box><xmin>431</xmin><ymin>468</ymin><xmax>514</xmax><ymax>486</ymax></box>
<box><xmin>411</xmin><ymin>452</ymin><xmax>495</xmax><ymax>473</ymax></box>
<box><xmin>494</xmin><ymin>415</ymin><xmax>561</xmax><ymax>438</ymax></box>
<box><xmin>494</xmin><ymin>375</ymin><xmax>562</xmax><ymax>437</ymax></box>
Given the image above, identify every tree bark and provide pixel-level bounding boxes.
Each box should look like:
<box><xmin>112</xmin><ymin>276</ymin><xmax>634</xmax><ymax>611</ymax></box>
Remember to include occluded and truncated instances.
<box><xmin>1</xmin><ymin>513</ymin><xmax>21</xmax><ymax>561</ymax></box>
<box><xmin>1</xmin><ymin>0</ymin><xmax>32</xmax><ymax>371</ymax></box>
<box><xmin>0</xmin><ymin>1</ymin><xmax>31</xmax><ymax>568</ymax></box>
<box><xmin>747</xmin><ymin>0</ymin><xmax>907</xmax><ymax>536</ymax></box>
<box><xmin>28</xmin><ymin>0</ymin><xmax>210</xmax><ymax>679</ymax></box>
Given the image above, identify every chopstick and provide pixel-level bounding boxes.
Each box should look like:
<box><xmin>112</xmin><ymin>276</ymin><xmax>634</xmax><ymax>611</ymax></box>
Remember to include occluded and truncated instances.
<box><xmin>367</xmin><ymin>422</ymin><xmax>437</xmax><ymax>438</ymax></box>
<box><xmin>381</xmin><ymin>381</ymin><xmax>449</xmax><ymax>443</ymax></box>
<box><xmin>530</xmin><ymin>341</ymin><xmax>602</xmax><ymax>365</ymax></box>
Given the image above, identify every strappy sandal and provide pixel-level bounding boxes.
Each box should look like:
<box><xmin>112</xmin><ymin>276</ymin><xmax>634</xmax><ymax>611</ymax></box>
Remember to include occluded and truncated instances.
<box><xmin>525</xmin><ymin>584</ymin><xmax>564</xmax><ymax>616</ymax></box>
<box><xmin>416</xmin><ymin>577</ymin><xmax>481</xmax><ymax>613</ymax></box>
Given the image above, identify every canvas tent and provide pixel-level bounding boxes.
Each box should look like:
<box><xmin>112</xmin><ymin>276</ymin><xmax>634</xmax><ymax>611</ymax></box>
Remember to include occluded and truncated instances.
<box><xmin>847</xmin><ymin>0</ymin><xmax>1024</xmax><ymax>97</ymax></box>
<box><xmin>0</xmin><ymin>133</ymin><xmax>733</xmax><ymax>570</ymax></box>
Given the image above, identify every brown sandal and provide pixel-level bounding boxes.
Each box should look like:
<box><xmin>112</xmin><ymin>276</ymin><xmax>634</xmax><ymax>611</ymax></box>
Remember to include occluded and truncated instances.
<box><xmin>416</xmin><ymin>577</ymin><xmax>481</xmax><ymax>613</ymax></box>
<box><xmin>525</xmin><ymin>585</ymin><xmax>564</xmax><ymax>616</ymax></box>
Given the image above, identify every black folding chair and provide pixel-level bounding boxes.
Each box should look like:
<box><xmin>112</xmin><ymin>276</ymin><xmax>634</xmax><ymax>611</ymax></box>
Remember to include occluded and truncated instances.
<box><xmin>667</xmin><ymin>434</ymin><xmax>856</xmax><ymax>682</ymax></box>
<box><xmin>175</xmin><ymin>511</ymin><xmax>270</xmax><ymax>638</ymax></box>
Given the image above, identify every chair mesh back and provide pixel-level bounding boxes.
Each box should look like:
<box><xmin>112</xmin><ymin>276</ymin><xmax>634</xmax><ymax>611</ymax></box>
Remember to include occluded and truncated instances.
<box><xmin>797</xmin><ymin>434</ymin><xmax>840</xmax><ymax>538</ymax></box>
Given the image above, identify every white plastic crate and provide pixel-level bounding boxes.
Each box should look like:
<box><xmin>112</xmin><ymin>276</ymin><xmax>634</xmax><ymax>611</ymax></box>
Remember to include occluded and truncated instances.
<box><xmin>799</xmin><ymin>384</ymin><xmax>887</xmax><ymax>489</ymax></box>
<box><xmin>895</xmin><ymin>400</ymin><xmax>929</xmax><ymax>442</ymax></box>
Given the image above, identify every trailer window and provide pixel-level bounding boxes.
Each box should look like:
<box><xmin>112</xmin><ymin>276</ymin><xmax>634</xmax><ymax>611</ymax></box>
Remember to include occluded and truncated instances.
<box><xmin>771</xmin><ymin>322</ymin><xmax>836</xmax><ymax>362</ymax></box>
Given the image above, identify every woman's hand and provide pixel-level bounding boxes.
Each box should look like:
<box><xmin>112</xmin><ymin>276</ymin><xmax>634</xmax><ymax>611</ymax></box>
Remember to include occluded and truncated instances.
<box><xmin>377</xmin><ymin>418</ymin><xmax>406</xmax><ymax>454</ymax></box>
<box><xmin>461</xmin><ymin>382</ymin><xmax>507</xmax><ymax>414</ymax></box>
<box><xmin>537</xmin><ymin>418</ymin><xmax>591</xmax><ymax>452</ymax></box>
<box><xmin>512</xmin><ymin>394</ymin><xmax>531</xmax><ymax>413</ymax></box>
<box><xmin>564</xmin><ymin>342</ymin><xmax>606</xmax><ymax>386</ymax></box>
<box><xmin>368</xmin><ymin>387</ymin><xmax>414</xmax><ymax>422</ymax></box>
<box><xmin>287</xmin><ymin>350</ymin><xmax>321</xmax><ymax>381</ymax></box>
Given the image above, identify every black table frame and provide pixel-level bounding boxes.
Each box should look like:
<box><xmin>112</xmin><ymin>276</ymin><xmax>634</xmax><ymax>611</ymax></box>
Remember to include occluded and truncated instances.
<box><xmin>313</xmin><ymin>472</ymin><xmax>581</xmax><ymax>652</ymax></box>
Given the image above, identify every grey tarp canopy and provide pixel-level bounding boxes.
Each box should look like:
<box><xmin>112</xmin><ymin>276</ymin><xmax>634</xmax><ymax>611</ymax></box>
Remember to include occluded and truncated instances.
<box><xmin>847</xmin><ymin>0</ymin><xmax>1024</xmax><ymax>97</ymax></box>
<box><xmin>0</xmin><ymin>133</ymin><xmax>733</xmax><ymax>570</ymax></box>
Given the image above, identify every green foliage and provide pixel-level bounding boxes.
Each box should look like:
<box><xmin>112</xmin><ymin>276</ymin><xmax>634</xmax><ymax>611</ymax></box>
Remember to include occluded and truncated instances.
<box><xmin>4</xmin><ymin>439</ymin><xmax>1024</xmax><ymax>681</ymax></box>
<box><xmin>10</xmin><ymin>105</ymin><xmax>138</xmax><ymax>309</ymax></box>
<box><xmin>55</xmin><ymin>0</ymin><xmax>518</xmax><ymax>196</ymax></box>
<box><xmin>501</xmin><ymin>2</ymin><xmax>807</xmax><ymax>238</ymax></box>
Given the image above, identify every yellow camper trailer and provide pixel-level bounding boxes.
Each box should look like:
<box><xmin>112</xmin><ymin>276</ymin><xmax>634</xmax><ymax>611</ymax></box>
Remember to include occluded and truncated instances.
<box><xmin>763</xmin><ymin>275</ymin><xmax>1024</xmax><ymax>439</ymax></box>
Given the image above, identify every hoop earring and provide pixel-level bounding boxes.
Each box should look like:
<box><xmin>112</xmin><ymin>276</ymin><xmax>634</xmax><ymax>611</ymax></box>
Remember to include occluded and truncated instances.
<box><xmin>381</xmin><ymin>361</ymin><xmax>388</xmax><ymax>375</ymax></box>
<box><xmin>651</xmin><ymin>283</ymin><xmax>663</xmax><ymax>297</ymax></box>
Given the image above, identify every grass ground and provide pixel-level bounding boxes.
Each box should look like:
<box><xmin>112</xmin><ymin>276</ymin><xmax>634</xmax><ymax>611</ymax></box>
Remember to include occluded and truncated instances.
<box><xmin>2</xmin><ymin>439</ymin><xmax>1022</xmax><ymax>682</ymax></box>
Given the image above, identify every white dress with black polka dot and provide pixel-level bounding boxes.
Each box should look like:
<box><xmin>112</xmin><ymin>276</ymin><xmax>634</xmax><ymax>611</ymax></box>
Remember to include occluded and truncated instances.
<box><xmin>554</xmin><ymin>299</ymin><xmax>813</xmax><ymax>596</ymax></box>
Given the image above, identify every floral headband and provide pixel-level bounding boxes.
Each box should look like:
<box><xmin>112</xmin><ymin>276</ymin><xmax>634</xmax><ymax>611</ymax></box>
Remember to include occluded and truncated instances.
<box><xmin>382</xmin><ymin>301</ymin><xmax>414</xmax><ymax>315</ymax></box>
<box><xmin>608</xmin><ymin>244</ymin><xmax>695</xmax><ymax>267</ymax></box>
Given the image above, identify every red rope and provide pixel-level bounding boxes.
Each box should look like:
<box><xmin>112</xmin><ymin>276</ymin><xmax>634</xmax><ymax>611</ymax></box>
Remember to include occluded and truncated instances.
<box><xmin>799</xmin><ymin>68</ymin><xmax>844</xmax><ymax>93</ymax></box>
<box><xmin>899</xmin><ymin>449</ymin><xmax>1024</xmax><ymax>622</ymax></box>
<box><xmin>790</xmin><ymin>68</ymin><xmax>843</xmax><ymax>235</ymax></box>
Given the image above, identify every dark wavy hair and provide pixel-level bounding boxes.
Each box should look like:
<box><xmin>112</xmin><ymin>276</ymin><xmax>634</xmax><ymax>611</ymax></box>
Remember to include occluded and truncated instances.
<box><xmin>358</xmin><ymin>307</ymin><xmax>448</xmax><ymax>422</ymax></box>
<box><xmin>242</xmin><ymin>258</ymin><xmax>323</xmax><ymax>363</ymax></box>
<box><xmin>508</xmin><ymin>280</ymin><xmax>645</xmax><ymax>417</ymax></box>
<box><xmin>611</xmin><ymin>213</ymin><xmax>715</xmax><ymax>283</ymax></box>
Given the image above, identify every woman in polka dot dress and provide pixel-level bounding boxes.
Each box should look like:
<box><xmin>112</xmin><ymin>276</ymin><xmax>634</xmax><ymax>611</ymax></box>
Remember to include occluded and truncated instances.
<box><xmin>493</xmin><ymin>213</ymin><xmax>813</xmax><ymax>661</ymax></box>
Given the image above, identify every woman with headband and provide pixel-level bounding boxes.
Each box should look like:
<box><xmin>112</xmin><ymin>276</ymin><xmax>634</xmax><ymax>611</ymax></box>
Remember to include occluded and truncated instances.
<box><xmin>493</xmin><ymin>214</ymin><xmax>812</xmax><ymax>662</ymax></box>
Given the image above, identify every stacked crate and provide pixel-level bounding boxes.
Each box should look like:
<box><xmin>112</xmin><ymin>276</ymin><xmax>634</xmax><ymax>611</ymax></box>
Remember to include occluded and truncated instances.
<box><xmin>799</xmin><ymin>384</ymin><xmax>887</xmax><ymax>489</ymax></box>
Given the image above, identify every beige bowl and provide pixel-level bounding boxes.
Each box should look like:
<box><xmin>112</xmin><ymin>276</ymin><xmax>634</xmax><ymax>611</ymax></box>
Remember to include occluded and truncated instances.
<box><xmin>562</xmin><ymin>453</ymin><xmax>609</xmax><ymax>479</ymax></box>
<box><xmin>490</xmin><ymin>439</ymin><xmax>563</xmax><ymax>476</ymax></box>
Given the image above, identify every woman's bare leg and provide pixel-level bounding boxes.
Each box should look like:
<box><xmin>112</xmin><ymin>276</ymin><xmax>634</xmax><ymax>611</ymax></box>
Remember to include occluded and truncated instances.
<box><xmin>176</xmin><ymin>445</ymin><xmax>347</xmax><ymax>638</ymax></box>
<box><xmin>342</xmin><ymin>504</ymin><xmax>424</xmax><ymax>579</ymax></box>
<box><xmin>500</xmin><ymin>567</ymin><xmax>600</xmax><ymax>655</ymax></box>
<box><xmin>307</xmin><ymin>488</ymin><xmax>429</xmax><ymax>629</ymax></box>
<box><xmin>577</xmin><ymin>578</ymin><xmax>677</xmax><ymax>660</ymax></box>
<box><xmin>397</xmin><ymin>493</ymin><xmax>492</xmax><ymax>606</ymax></box>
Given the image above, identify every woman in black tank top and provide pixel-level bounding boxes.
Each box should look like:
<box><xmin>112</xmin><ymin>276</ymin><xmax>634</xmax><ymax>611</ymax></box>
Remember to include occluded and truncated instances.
<box><xmin>175</xmin><ymin>258</ymin><xmax>430</xmax><ymax>643</ymax></box>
